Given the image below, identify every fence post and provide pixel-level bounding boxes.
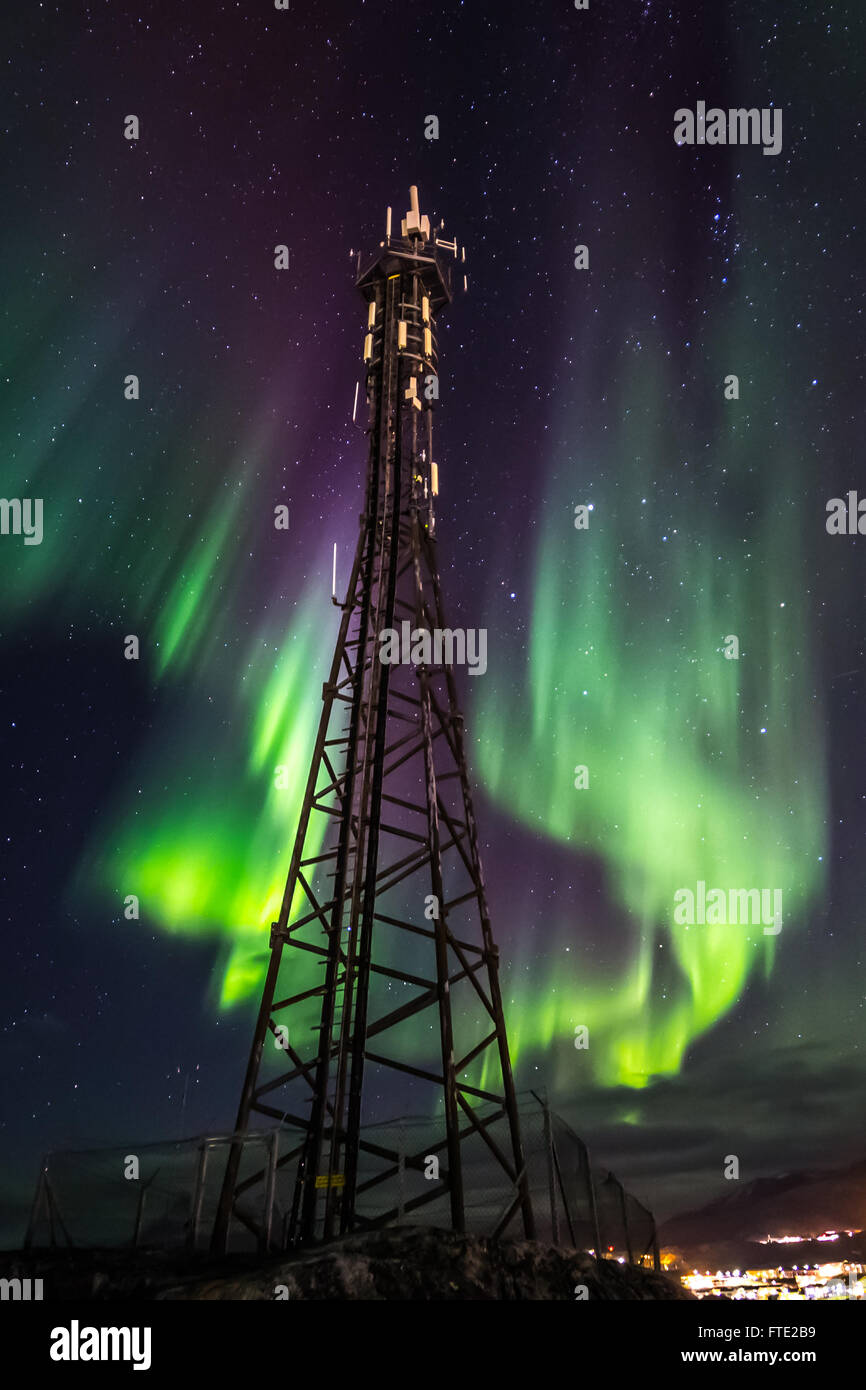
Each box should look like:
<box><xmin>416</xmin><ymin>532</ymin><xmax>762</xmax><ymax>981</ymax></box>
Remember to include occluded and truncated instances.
<box><xmin>44</xmin><ymin>1171</ymin><xmax>73</xmax><ymax>1249</ymax></box>
<box><xmin>618</xmin><ymin>1178</ymin><xmax>634</xmax><ymax>1265</ymax></box>
<box><xmin>132</xmin><ymin>1186</ymin><xmax>147</xmax><ymax>1248</ymax></box>
<box><xmin>24</xmin><ymin>1161</ymin><xmax>47</xmax><ymax>1251</ymax></box>
<box><xmin>550</xmin><ymin>1141</ymin><xmax>576</xmax><ymax>1246</ymax></box>
<box><xmin>538</xmin><ymin>1093</ymin><xmax>559</xmax><ymax>1245</ymax></box>
<box><xmin>132</xmin><ymin>1170</ymin><xmax>159</xmax><ymax>1248</ymax></box>
<box><xmin>584</xmin><ymin>1146</ymin><xmax>602</xmax><ymax>1260</ymax></box>
<box><xmin>188</xmin><ymin>1142</ymin><xmax>210</xmax><ymax>1251</ymax></box>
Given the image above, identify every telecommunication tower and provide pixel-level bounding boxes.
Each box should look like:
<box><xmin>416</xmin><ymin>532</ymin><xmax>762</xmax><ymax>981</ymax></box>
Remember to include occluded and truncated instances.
<box><xmin>212</xmin><ymin>187</ymin><xmax>534</xmax><ymax>1251</ymax></box>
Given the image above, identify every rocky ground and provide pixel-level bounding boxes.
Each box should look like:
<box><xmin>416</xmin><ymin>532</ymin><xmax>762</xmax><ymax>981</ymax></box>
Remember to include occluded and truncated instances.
<box><xmin>5</xmin><ymin>1226</ymin><xmax>692</xmax><ymax>1300</ymax></box>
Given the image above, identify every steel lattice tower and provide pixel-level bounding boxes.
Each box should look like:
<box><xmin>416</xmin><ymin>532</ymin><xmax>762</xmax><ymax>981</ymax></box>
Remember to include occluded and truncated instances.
<box><xmin>212</xmin><ymin>187</ymin><xmax>534</xmax><ymax>1252</ymax></box>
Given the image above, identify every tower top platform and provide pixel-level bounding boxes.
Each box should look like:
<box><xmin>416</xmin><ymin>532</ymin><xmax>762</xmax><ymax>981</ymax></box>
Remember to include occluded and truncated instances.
<box><xmin>355</xmin><ymin>184</ymin><xmax>464</xmax><ymax>313</ymax></box>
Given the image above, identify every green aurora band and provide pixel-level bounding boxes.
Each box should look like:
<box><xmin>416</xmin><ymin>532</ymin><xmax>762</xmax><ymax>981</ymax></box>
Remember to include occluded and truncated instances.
<box><xmin>0</xmin><ymin>355</ymin><xmax>337</xmax><ymax>1012</ymax></box>
<box><xmin>474</xmin><ymin>338</ymin><xmax>828</xmax><ymax>1091</ymax></box>
<box><xmin>469</xmin><ymin>39</ymin><xmax>837</xmax><ymax>1088</ymax></box>
<box><xmin>78</xmin><ymin>563</ymin><xmax>334</xmax><ymax>1012</ymax></box>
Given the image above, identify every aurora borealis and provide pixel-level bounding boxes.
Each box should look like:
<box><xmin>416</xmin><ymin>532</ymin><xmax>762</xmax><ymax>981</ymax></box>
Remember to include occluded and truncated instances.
<box><xmin>475</xmin><ymin>227</ymin><xmax>830</xmax><ymax>1085</ymax></box>
<box><xmin>2</xmin><ymin>0</ymin><xmax>864</xmax><ymax>1239</ymax></box>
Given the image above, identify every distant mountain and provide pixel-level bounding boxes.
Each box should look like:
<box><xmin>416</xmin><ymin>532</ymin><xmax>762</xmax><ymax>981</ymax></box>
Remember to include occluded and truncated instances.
<box><xmin>661</xmin><ymin>1158</ymin><xmax>866</xmax><ymax>1253</ymax></box>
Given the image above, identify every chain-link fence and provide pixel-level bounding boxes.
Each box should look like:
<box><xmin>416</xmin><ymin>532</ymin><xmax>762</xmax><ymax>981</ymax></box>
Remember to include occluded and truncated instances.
<box><xmin>23</xmin><ymin>1132</ymin><xmax>278</xmax><ymax>1253</ymax></box>
<box><xmin>24</xmin><ymin>1093</ymin><xmax>659</xmax><ymax>1270</ymax></box>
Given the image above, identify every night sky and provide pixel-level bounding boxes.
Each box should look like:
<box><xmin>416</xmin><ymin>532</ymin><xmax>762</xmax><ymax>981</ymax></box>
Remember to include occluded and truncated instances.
<box><xmin>1</xmin><ymin>0</ymin><xmax>864</xmax><ymax>1244</ymax></box>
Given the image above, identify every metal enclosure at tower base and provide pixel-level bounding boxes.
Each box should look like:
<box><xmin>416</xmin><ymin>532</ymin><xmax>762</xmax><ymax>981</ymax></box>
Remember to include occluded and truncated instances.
<box><xmin>211</xmin><ymin>187</ymin><xmax>534</xmax><ymax>1252</ymax></box>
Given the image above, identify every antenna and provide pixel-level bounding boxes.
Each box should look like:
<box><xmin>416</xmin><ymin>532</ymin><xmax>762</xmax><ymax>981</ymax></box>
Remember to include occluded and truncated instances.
<box><xmin>331</xmin><ymin>542</ymin><xmax>339</xmax><ymax>605</ymax></box>
<box><xmin>351</xmin><ymin>380</ymin><xmax>366</xmax><ymax>433</ymax></box>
